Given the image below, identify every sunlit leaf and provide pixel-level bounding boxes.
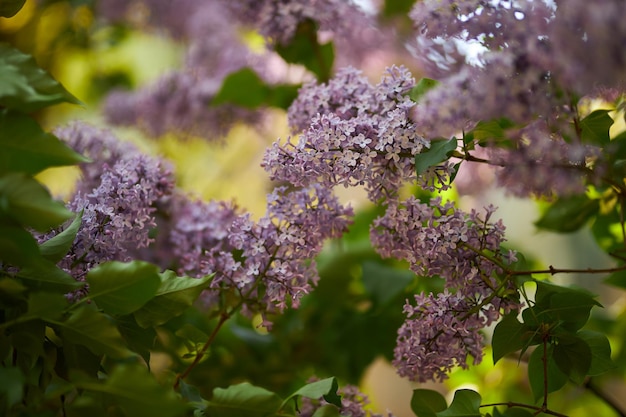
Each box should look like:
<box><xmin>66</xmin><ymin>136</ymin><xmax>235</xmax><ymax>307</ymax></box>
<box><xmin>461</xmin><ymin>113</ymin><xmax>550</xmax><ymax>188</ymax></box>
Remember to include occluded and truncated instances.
<box><xmin>282</xmin><ymin>377</ymin><xmax>341</xmax><ymax>411</ymax></box>
<box><xmin>39</xmin><ymin>211</ymin><xmax>82</xmax><ymax>263</ymax></box>
<box><xmin>0</xmin><ymin>43</ymin><xmax>81</xmax><ymax>112</ymax></box>
<box><xmin>415</xmin><ymin>138</ymin><xmax>457</xmax><ymax>176</ymax></box>
<box><xmin>410</xmin><ymin>78</ymin><xmax>439</xmax><ymax>102</ymax></box>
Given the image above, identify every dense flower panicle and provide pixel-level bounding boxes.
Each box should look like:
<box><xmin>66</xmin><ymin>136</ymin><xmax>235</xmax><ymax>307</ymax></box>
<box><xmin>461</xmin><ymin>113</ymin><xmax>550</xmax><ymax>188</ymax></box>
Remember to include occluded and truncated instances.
<box><xmin>371</xmin><ymin>197</ymin><xmax>518</xmax><ymax>297</ymax></box>
<box><xmin>264</xmin><ymin>66</ymin><xmax>432</xmax><ymax>201</ymax></box>
<box><xmin>393</xmin><ymin>291</ymin><xmax>487</xmax><ymax>382</ymax></box>
<box><xmin>50</xmin><ymin>124</ymin><xmax>175</xmax><ymax>277</ymax></box>
<box><xmin>161</xmin><ymin>185</ymin><xmax>352</xmax><ymax>317</ymax></box>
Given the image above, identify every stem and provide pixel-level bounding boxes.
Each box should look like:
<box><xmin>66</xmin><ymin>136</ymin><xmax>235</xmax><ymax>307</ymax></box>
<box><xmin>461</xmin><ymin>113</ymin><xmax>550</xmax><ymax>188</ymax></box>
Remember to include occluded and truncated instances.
<box><xmin>585</xmin><ymin>379</ymin><xmax>626</xmax><ymax>417</ymax></box>
<box><xmin>173</xmin><ymin>311</ymin><xmax>229</xmax><ymax>390</ymax></box>
<box><xmin>542</xmin><ymin>337</ymin><xmax>549</xmax><ymax>410</ymax></box>
<box><xmin>480</xmin><ymin>402</ymin><xmax>568</xmax><ymax>417</ymax></box>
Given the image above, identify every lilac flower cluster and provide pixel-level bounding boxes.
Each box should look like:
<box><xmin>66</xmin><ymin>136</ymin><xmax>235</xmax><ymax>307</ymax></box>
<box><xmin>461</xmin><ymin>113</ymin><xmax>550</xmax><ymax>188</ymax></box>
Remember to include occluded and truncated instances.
<box><xmin>264</xmin><ymin>66</ymin><xmax>436</xmax><ymax>201</ymax></box>
<box><xmin>163</xmin><ymin>185</ymin><xmax>352</xmax><ymax>318</ymax></box>
<box><xmin>51</xmin><ymin>123</ymin><xmax>175</xmax><ymax>279</ymax></box>
<box><xmin>371</xmin><ymin>196</ymin><xmax>519</xmax><ymax>381</ymax></box>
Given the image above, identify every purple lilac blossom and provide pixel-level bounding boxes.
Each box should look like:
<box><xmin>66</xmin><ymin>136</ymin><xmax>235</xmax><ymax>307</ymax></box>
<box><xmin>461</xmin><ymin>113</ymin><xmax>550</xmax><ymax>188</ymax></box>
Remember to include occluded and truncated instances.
<box><xmin>393</xmin><ymin>290</ymin><xmax>487</xmax><ymax>382</ymax></box>
<box><xmin>162</xmin><ymin>185</ymin><xmax>353</xmax><ymax>318</ymax></box>
<box><xmin>263</xmin><ymin>66</ymin><xmax>444</xmax><ymax>201</ymax></box>
<box><xmin>51</xmin><ymin>123</ymin><xmax>175</xmax><ymax>279</ymax></box>
<box><xmin>370</xmin><ymin>196</ymin><xmax>520</xmax><ymax>381</ymax></box>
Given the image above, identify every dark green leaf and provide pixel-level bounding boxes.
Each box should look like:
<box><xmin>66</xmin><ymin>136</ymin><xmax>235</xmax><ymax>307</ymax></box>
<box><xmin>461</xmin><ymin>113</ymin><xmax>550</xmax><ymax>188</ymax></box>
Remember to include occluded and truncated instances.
<box><xmin>604</xmin><ymin>268</ymin><xmax>626</xmax><ymax>290</ymax></box>
<box><xmin>492</xmin><ymin>313</ymin><xmax>528</xmax><ymax>363</ymax></box>
<box><xmin>382</xmin><ymin>0</ymin><xmax>415</xmax><ymax>17</ymax></box>
<box><xmin>415</xmin><ymin>138</ymin><xmax>457</xmax><ymax>176</ymax></box>
<box><xmin>76</xmin><ymin>364</ymin><xmax>187</xmax><ymax>417</ymax></box>
<box><xmin>437</xmin><ymin>389</ymin><xmax>481</xmax><ymax>417</ymax></box>
<box><xmin>547</xmin><ymin>291</ymin><xmax>599</xmax><ymax>331</ymax></box>
<box><xmin>580</xmin><ymin>109</ymin><xmax>613</xmax><ymax>145</ymax></box>
<box><xmin>133</xmin><ymin>271</ymin><xmax>212</xmax><ymax>328</ymax></box>
<box><xmin>0</xmin><ymin>110</ymin><xmax>88</xmax><ymax>175</ymax></box>
<box><xmin>535</xmin><ymin>195</ymin><xmax>600</xmax><ymax>233</ymax></box>
<box><xmin>86</xmin><ymin>261</ymin><xmax>161</xmax><ymax>316</ymax></box>
<box><xmin>409</xmin><ymin>78</ymin><xmax>439</xmax><ymax>102</ymax></box>
<box><xmin>552</xmin><ymin>334</ymin><xmax>591</xmax><ymax>384</ymax></box>
<box><xmin>471</xmin><ymin>118</ymin><xmax>515</xmax><ymax>146</ymax></box>
<box><xmin>577</xmin><ymin>330</ymin><xmax>615</xmax><ymax>376</ymax></box>
<box><xmin>115</xmin><ymin>314</ymin><xmax>156</xmax><ymax>365</ymax></box>
<box><xmin>0</xmin><ymin>43</ymin><xmax>81</xmax><ymax>112</ymax></box>
<box><xmin>527</xmin><ymin>344</ymin><xmax>567</xmax><ymax>402</ymax></box>
<box><xmin>411</xmin><ymin>389</ymin><xmax>447</xmax><ymax>417</ymax></box>
<box><xmin>48</xmin><ymin>304</ymin><xmax>134</xmax><ymax>359</ymax></box>
<box><xmin>361</xmin><ymin>261</ymin><xmax>413</xmax><ymax>307</ymax></box>
<box><xmin>39</xmin><ymin>211</ymin><xmax>82</xmax><ymax>263</ymax></box>
<box><xmin>0</xmin><ymin>173</ymin><xmax>73</xmax><ymax>231</ymax></box>
<box><xmin>206</xmin><ymin>382</ymin><xmax>283</xmax><ymax>417</ymax></box>
<box><xmin>0</xmin><ymin>222</ymin><xmax>40</xmax><ymax>266</ymax></box>
<box><xmin>22</xmin><ymin>292</ymin><xmax>68</xmax><ymax>322</ymax></box>
<box><xmin>0</xmin><ymin>366</ymin><xmax>24</xmax><ymax>409</ymax></box>
<box><xmin>0</xmin><ymin>0</ymin><xmax>26</xmax><ymax>17</ymax></box>
<box><xmin>275</xmin><ymin>20</ymin><xmax>334</xmax><ymax>82</ymax></box>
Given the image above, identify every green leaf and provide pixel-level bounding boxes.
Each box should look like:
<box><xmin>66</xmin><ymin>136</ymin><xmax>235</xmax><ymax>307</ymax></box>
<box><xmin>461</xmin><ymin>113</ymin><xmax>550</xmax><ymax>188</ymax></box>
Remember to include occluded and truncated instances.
<box><xmin>0</xmin><ymin>222</ymin><xmax>40</xmax><ymax>266</ymax></box>
<box><xmin>205</xmin><ymin>382</ymin><xmax>283</xmax><ymax>417</ymax></box>
<box><xmin>580</xmin><ymin>109</ymin><xmax>613</xmax><ymax>145</ymax></box>
<box><xmin>115</xmin><ymin>315</ymin><xmax>156</xmax><ymax>365</ymax></box>
<box><xmin>535</xmin><ymin>195</ymin><xmax>600</xmax><ymax>233</ymax></box>
<box><xmin>382</xmin><ymin>0</ymin><xmax>415</xmax><ymax>17</ymax></box>
<box><xmin>311</xmin><ymin>404</ymin><xmax>341</xmax><ymax>417</ymax></box>
<box><xmin>415</xmin><ymin>138</ymin><xmax>457</xmax><ymax>176</ymax></box>
<box><xmin>471</xmin><ymin>118</ymin><xmax>515</xmax><ymax>146</ymax></box>
<box><xmin>527</xmin><ymin>344</ymin><xmax>568</xmax><ymax>402</ymax></box>
<box><xmin>22</xmin><ymin>292</ymin><xmax>68</xmax><ymax>322</ymax></box>
<box><xmin>361</xmin><ymin>261</ymin><xmax>413</xmax><ymax>307</ymax></box>
<box><xmin>552</xmin><ymin>334</ymin><xmax>592</xmax><ymax>384</ymax></box>
<box><xmin>275</xmin><ymin>19</ymin><xmax>334</xmax><ymax>82</ymax></box>
<box><xmin>492</xmin><ymin>313</ymin><xmax>528</xmax><ymax>363</ymax></box>
<box><xmin>500</xmin><ymin>408</ymin><xmax>534</xmax><ymax>417</ymax></box>
<box><xmin>282</xmin><ymin>377</ymin><xmax>341</xmax><ymax>411</ymax></box>
<box><xmin>577</xmin><ymin>330</ymin><xmax>615</xmax><ymax>376</ymax></box>
<box><xmin>133</xmin><ymin>271</ymin><xmax>212</xmax><ymax>328</ymax></box>
<box><xmin>0</xmin><ymin>366</ymin><xmax>24</xmax><ymax>409</ymax></box>
<box><xmin>437</xmin><ymin>389</ymin><xmax>481</xmax><ymax>417</ymax></box>
<box><xmin>48</xmin><ymin>304</ymin><xmax>134</xmax><ymax>359</ymax></box>
<box><xmin>39</xmin><ymin>211</ymin><xmax>82</xmax><ymax>263</ymax></box>
<box><xmin>0</xmin><ymin>0</ymin><xmax>26</xmax><ymax>17</ymax></box>
<box><xmin>604</xmin><ymin>268</ymin><xmax>626</xmax><ymax>289</ymax></box>
<box><xmin>0</xmin><ymin>110</ymin><xmax>88</xmax><ymax>175</ymax></box>
<box><xmin>0</xmin><ymin>43</ymin><xmax>81</xmax><ymax>112</ymax></box>
<box><xmin>17</xmin><ymin>257</ymin><xmax>83</xmax><ymax>293</ymax></box>
<box><xmin>409</xmin><ymin>78</ymin><xmax>439</xmax><ymax>102</ymax></box>
<box><xmin>0</xmin><ymin>173</ymin><xmax>73</xmax><ymax>231</ymax></box>
<box><xmin>76</xmin><ymin>364</ymin><xmax>187</xmax><ymax>417</ymax></box>
<box><xmin>212</xmin><ymin>68</ymin><xmax>269</xmax><ymax>108</ymax></box>
<box><xmin>86</xmin><ymin>261</ymin><xmax>161</xmax><ymax>316</ymax></box>
<box><xmin>411</xmin><ymin>389</ymin><xmax>447</xmax><ymax>417</ymax></box>
<box><xmin>547</xmin><ymin>291</ymin><xmax>599</xmax><ymax>331</ymax></box>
